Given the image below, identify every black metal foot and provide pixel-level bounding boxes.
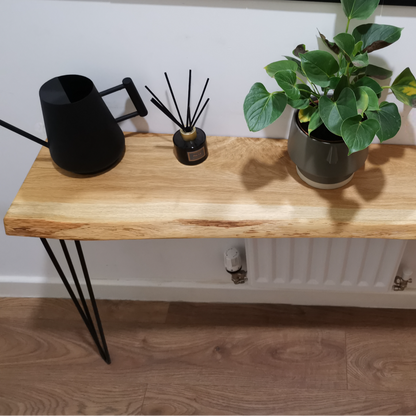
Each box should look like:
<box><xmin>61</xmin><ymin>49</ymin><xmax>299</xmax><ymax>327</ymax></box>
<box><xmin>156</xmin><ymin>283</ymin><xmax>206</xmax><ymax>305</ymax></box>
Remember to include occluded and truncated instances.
<box><xmin>40</xmin><ymin>238</ymin><xmax>111</xmax><ymax>364</ymax></box>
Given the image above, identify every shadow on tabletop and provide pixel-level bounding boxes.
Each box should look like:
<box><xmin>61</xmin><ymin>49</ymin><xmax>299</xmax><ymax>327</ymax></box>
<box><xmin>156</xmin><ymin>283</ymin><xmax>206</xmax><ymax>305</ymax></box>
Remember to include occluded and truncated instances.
<box><xmin>240</xmin><ymin>144</ymin><xmax>391</xmax><ymax>227</ymax></box>
<box><xmin>240</xmin><ymin>150</ymin><xmax>289</xmax><ymax>192</ymax></box>
<box><xmin>367</xmin><ymin>143</ymin><xmax>406</xmax><ymax>166</ymax></box>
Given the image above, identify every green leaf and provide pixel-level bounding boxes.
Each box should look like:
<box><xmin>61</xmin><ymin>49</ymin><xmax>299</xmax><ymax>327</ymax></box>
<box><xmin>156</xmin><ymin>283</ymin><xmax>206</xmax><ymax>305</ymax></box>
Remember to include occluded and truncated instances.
<box><xmin>366</xmin><ymin>102</ymin><xmax>401</xmax><ymax>142</ymax></box>
<box><xmin>328</xmin><ymin>77</ymin><xmax>341</xmax><ymax>90</ymax></box>
<box><xmin>391</xmin><ymin>67</ymin><xmax>416</xmax><ymax>108</ymax></box>
<box><xmin>354</xmin><ymin>76</ymin><xmax>383</xmax><ymax>96</ymax></box>
<box><xmin>341</xmin><ymin>0</ymin><xmax>379</xmax><ymax>20</ymax></box>
<box><xmin>334</xmin><ymin>33</ymin><xmax>355</xmax><ymax>57</ymax></box>
<box><xmin>352</xmin><ymin>24</ymin><xmax>403</xmax><ymax>53</ymax></box>
<box><xmin>319</xmin><ymin>31</ymin><xmax>340</xmax><ymax>54</ymax></box>
<box><xmin>365</xmin><ymin>64</ymin><xmax>393</xmax><ymax>80</ymax></box>
<box><xmin>274</xmin><ymin>70</ymin><xmax>300</xmax><ymax>100</ymax></box>
<box><xmin>265</xmin><ymin>60</ymin><xmax>298</xmax><ymax>78</ymax></box>
<box><xmin>243</xmin><ymin>83</ymin><xmax>287</xmax><ymax>132</ymax></box>
<box><xmin>338</xmin><ymin>55</ymin><xmax>348</xmax><ymax>78</ymax></box>
<box><xmin>351</xmin><ymin>66</ymin><xmax>366</xmax><ymax>77</ymax></box>
<box><xmin>288</xmin><ymin>97</ymin><xmax>310</xmax><ymax>109</ymax></box>
<box><xmin>355</xmin><ymin>86</ymin><xmax>379</xmax><ymax>111</ymax></box>
<box><xmin>293</xmin><ymin>44</ymin><xmax>308</xmax><ymax>58</ymax></box>
<box><xmin>319</xmin><ymin>87</ymin><xmax>357</xmax><ymax>136</ymax></box>
<box><xmin>308</xmin><ymin>110</ymin><xmax>323</xmax><ymax>135</ymax></box>
<box><xmin>288</xmin><ymin>84</ymin><xmax>313</xmax><ymax>109</ymax></box>
<box><xmin>299</xmin><ymin>106</ymin><xmax>317</xmax><ymax>123</ymax></box>
<box><xmin>341</xmin><ymin>116</ymin><xmax>380</xmax><ymax>155</ymax></box>
<box><xmin>297</xmin><ymin>83</ymin><xmax>314</xmax><ymax>96</ymax></box>
<box><xmin>300</xmin><ymin>51</ymin><xmax>339</xmax><ymax>88</ymax></box>
<box><xmin>334</xmin><ymin>75</ymin><xmax>349</xmax><ymax>101</ymax></box>
<box><xmin>283</xmin><ymin>56</ymin><xmax>306</xmax><ymax>76</ymax></box>
<box><xmin>354</xmin><ymin>87</ymin><xmax>369</xmax><ymax>115</ymax></box>
<box><xmin>351</xmin><ymin>52</ymin><xmax>369</xmax><ymax>68</ymax></box>
<box><xmin>352</xmin><ymin>41</ymin><xmax>363</xmax><ymax>56</ymax></box>
<box><xmin>355</xmin><ymin>73</ymin><xmax>366</xmax><ymax>81</ymax></box>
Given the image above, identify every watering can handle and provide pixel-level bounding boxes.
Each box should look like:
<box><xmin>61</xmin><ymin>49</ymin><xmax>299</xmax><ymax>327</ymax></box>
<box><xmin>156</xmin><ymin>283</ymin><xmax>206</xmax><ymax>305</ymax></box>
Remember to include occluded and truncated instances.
<box><xmin>99</xmin><ymin>77</ymin><xmax>148</xmax><ymax>123</ymax></box>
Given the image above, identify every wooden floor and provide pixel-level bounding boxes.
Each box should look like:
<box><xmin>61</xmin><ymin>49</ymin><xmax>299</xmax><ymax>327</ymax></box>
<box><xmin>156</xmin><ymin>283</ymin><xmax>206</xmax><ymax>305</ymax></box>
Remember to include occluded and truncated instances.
<box><xmin>1</xmin><ymin>298</ymin><xmax>416</xmax><ymax>415</ymax></box>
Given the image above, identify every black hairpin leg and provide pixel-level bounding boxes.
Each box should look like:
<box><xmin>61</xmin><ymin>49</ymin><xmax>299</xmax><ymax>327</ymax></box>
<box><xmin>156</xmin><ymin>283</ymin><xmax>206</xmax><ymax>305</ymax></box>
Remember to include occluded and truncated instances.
<box><xmin>40</xmin><ymin>238</ymin><xmax>111</xmax><ymax>364</ymax></box>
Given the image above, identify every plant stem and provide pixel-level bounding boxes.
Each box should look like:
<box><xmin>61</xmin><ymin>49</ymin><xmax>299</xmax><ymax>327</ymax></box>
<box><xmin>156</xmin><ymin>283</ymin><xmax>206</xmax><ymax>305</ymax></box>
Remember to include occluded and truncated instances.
<box><xmin>344</xmin><ymin>62</ymin><xmax>351</xmax><ymax>80</ymax></box>
<box><xmin>310</xmin><ymin>83</ymin><xmax>321</xmax><ymax>98</ymax></box>
<box><xmin>381</xmin><ymin>85</ymin><xmax>391</xmax><ymax>89</ymax></box>
<box><xmin>345</xmin><ymin>17</ymin><xmax>351</xmax><ymax>33</ymax></box>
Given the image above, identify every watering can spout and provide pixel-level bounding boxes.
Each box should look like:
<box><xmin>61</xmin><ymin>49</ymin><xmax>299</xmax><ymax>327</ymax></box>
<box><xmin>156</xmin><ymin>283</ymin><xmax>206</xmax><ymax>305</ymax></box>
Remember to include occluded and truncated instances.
<box><xmin>0</xmin><ymin>119</ymin><xmax>49</xmax><ymax>148</ymax></box>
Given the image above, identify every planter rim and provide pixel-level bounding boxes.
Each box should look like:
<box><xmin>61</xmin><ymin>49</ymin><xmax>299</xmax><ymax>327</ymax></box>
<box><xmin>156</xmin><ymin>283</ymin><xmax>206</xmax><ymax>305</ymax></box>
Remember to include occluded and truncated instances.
<box><xmin>295</xmin><ymin>110</ymin><xmax>344</xmax><ymax>145</ymax></box>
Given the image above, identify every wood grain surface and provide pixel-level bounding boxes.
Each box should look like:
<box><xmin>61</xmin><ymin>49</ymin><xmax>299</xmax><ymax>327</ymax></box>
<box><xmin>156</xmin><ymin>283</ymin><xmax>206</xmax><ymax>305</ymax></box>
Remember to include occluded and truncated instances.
<box><xmin>347</xmin><ymin>328</ymin><xmax>416</xmax><ymax>392</ymax></box>
<box><xmin>166</xmin><ymin>301</ymin><xmax>416</xmax><ymax>329</ymax></box>
<box><xmin>0</xmin><ymin>320</ymin><xmax>346</xmax><ymax>388</ymax></box>
<box><xmin>2</xmin><ymin>298</ymin><xmax>416</xmax><ymax>414</ymax></box>
<box><xmin>0</xmin><ymin>379</ymin><xmax>146</xmax><ymax>415</ymax></box>
<box><xmin>141</xmin><ymin>385</ymin><xmax>416</xmax><ymax>415</ymax></box>
<box><xmin>0</xmin><ymin>298</ymin><xmax>169</xmax><ymax>323</ymax></box>
<box><xmin>4</xmin><ymin>133</ymin><xmax>416</xmax><ymax>241</ymax></box>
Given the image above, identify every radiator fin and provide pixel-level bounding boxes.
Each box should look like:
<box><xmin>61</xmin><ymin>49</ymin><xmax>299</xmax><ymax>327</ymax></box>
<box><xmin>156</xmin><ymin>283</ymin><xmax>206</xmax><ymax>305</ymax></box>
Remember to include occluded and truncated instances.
<box><xmin>245</xmin><ymin>238</ymin><xmax>407</xmax><ymax>292</ymax></box>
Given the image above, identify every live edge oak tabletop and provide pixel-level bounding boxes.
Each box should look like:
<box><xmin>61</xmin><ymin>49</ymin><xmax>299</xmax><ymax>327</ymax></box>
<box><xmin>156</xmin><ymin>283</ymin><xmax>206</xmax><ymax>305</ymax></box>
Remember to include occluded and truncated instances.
<box><xmin>4</xmin><ymin>133</ymin><xmax>416</xmax><ymax>241</ymax></box>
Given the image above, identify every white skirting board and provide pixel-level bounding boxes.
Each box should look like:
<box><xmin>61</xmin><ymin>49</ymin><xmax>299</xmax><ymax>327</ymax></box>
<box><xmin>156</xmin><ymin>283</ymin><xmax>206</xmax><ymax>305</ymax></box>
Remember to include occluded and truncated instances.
<box><xmin>1</xmin><ymin>276</ymin><xmax>416</xmax><ymax>309</ymax></box>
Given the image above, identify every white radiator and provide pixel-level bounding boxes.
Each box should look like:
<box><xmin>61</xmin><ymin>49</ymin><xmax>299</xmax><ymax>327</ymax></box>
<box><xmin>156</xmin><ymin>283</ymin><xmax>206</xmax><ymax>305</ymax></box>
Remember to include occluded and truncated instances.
<box><xmin>245</xmin><ymin>238</ymin><xmax>408</xmax><ymax>292</ymax></box>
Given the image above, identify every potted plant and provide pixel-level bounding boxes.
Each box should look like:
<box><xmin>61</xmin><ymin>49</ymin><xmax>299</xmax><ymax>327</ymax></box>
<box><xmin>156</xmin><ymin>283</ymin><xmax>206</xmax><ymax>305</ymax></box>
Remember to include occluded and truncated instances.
<box><xmin>243</xmin><ymin>0</ymin><xmax>416</xmax><ymax>189</ymax></box>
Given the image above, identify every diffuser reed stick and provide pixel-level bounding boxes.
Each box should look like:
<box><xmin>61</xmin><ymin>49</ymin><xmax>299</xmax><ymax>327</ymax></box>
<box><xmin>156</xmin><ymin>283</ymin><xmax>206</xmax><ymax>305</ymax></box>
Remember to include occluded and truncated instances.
<box><xmin>164</xmin><ymin>72</ymin><xmax>185</xmax><ymax>129</ymax></box>
<box><xmin>150</xmin><ymin>98</ymin><xmax>183</xmax><ymax>130</ymax></box>
<box><xmin>145</xmin><ymin>86</ymin><xmax>166</xmax><ymax>108</ymax></box>
<box><xmin>146</xmin><ymin>86</ymin><xmax>183</xmax><ymax>128</ymax></box>
<box><xmin>191</xmin><ymin>98</ymin><xmax>210</xmax><ymax>128</ymax></box>
<box><xmin>186</xmin><ymin>69</ymin><xmax>192</xmax><ymax>130</ymax></box>
<box><xmin>190</xmin><ymin>78</ymin><xmax>209</xmax><ymax>127</ymax></box>
<box><xmin>146</xmin><ymin>70</ymin><xmax>210</xmax><ymax>136</ymax></box>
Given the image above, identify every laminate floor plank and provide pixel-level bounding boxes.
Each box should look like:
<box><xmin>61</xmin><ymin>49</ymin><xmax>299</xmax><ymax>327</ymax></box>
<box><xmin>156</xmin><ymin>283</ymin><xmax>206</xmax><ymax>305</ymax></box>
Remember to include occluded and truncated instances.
<box><xmin>167</xmin><ymin>302</ymin><xmax>416</xmax><ymax>328</ymax></box>
<box><xmin>0</xmin><ymin>379</ymin><xmax>147</xmax><ymax>415</ymax></box>
<box><xmin>2</xmin><ymin>298</ymin><xmax>416</xmax><ymax>415</ymax></box>
<box><xmin>347</xmin><ymin>327</ymin><xmax>416</xmax><ymax>392</ymax></box>
<box><xmin>0</xmin><ymin>318</ymin><xmax>346</xmax><ymax>389</ymax></box>
<box><xmin>0</xmin><ymin>297</ymin><xmax>169</xmax><ymax>323</ymax></box>
<box><xmin>141</xmin><ymin>384</ymin><xmax>416</xmax><ymax>415</ymax></box>
<box><xmin>0</xmin><ymin>319</ymin><xmax>105</xmax><ymax>368</ymax></box>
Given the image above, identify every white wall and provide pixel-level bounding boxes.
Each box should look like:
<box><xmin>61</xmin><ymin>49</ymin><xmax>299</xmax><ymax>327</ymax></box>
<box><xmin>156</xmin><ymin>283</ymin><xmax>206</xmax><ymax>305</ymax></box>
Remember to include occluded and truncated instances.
<box><xmin>1</xmin><ymin>0</ymin><xmax>416</xmax><ymax>299</ymax></box>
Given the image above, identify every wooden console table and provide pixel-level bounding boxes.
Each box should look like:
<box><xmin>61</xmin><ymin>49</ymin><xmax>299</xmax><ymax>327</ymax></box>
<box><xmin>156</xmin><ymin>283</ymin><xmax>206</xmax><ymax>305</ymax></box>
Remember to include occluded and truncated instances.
<box><xmin>4</xmin><ymin>133</ymin><xmax>416</xmax><ymax>363</ymax></box>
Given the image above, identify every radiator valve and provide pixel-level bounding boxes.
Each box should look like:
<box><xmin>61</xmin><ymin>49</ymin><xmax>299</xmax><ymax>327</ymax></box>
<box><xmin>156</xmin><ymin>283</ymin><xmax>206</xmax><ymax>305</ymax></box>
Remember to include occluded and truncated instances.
<box><xmin>393</xmin><ymin>268</ymin><xmax>413</xmax><ymax>291</ymax></box>
<box><xmin>224</xmin><ymin>247</ymin><xmax>247</xmax><ymax>284</ymax></box>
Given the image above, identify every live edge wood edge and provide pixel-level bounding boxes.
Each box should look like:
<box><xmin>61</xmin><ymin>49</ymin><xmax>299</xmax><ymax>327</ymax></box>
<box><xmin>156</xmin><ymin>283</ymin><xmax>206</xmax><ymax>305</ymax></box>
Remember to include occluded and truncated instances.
<box><xmin>4</xmin><ymin>132</ymin><xmax>416</xmax><ymax>241</ymax></box>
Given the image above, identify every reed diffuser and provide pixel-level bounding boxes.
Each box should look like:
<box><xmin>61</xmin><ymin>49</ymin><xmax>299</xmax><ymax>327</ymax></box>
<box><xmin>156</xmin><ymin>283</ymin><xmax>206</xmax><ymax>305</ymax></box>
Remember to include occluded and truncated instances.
<box><xmin>146</xmin><ymin>70</ymin><xmax>209</xmax><ymax>165</ymax></box>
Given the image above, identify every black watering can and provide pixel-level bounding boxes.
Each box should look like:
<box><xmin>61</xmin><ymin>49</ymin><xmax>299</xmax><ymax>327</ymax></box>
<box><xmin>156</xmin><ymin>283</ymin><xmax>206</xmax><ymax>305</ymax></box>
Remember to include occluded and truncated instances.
<box><xmin>0</xmin><ymin>74</ymin><xmax>148</xmax><ymax>174</ymax></box>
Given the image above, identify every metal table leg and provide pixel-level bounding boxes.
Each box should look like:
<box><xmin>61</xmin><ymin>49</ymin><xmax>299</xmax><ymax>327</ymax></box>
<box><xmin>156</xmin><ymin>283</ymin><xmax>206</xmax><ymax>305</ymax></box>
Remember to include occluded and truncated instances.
<box><xmin>40</xmin><ymin>238</ymin><xmax>111</xmax><ymax>364</ymax></box>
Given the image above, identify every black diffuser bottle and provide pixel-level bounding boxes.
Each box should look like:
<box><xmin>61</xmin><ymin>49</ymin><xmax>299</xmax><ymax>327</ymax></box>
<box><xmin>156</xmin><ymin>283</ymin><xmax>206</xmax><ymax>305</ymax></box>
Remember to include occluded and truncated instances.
<box><xmin>173</xmin><ymin>127</ymin><xmax>208</xmax><ymax>165</ymax></box>
<box><xmin>146</xmin><ymin>70</ymin><xmax>210</xmax><ymax>166</ymax></box>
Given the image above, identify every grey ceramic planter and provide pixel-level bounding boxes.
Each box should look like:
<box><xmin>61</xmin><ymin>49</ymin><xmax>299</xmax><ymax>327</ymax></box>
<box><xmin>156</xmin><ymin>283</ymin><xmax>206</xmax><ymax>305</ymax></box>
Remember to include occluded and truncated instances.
<box><xmin>287</xmin><ymin>110</ymin><xmax>368</xmax><ymax>189</ymax></box>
